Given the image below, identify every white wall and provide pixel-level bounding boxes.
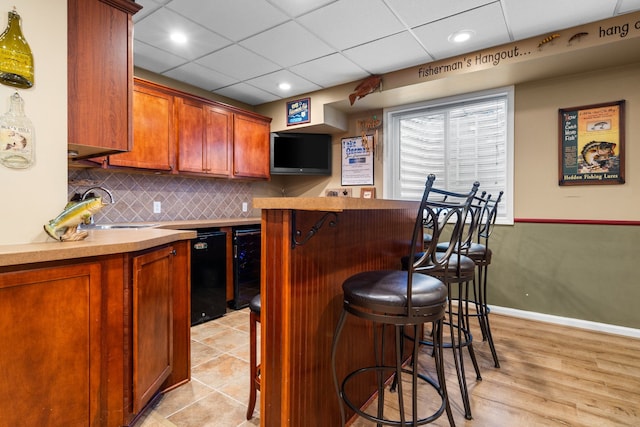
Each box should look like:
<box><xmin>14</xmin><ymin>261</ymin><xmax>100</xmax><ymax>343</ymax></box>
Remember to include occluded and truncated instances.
<box><xmin>0</xmin><ymin>0</ymin><xmax>67</xmax><ymax>244</ymax></box>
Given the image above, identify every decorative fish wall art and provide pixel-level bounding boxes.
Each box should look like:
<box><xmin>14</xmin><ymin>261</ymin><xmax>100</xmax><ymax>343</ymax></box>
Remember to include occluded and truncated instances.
<box><xmin>349</xmin><ymin>75</ymin><xmax>382</xmax><ymax>106</ymax></box>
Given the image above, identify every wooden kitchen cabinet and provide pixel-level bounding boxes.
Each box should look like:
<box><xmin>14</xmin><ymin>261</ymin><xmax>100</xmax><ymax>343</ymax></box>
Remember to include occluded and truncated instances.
<box><xmin>108</xmin><ymin>80</ymin><xmax>176</xmax><ymax>171</ymax></box>
<box><xmin>0</xmin><ymin>262</ymin><xmax>103</xmax><ymax>426</ymax></box>
<box><xmin>68</xmin><ymin>0</ymin><xmax>141</xmax><ymax>160</ymax></box>
<box><xmin>177</xmin><ymin>96</ymin><xmax>232</xmax><ymax>177</ymax></box>
<box><xmin>233</xmin><ymin>112</ymin><xmax>272</xmax><ymax>179</ymax></box>
<box><xmin>0</xmin><ymin>239</ymin><xmax>191</xmax><ymax>427</ymax></box>
<box><xmin>131</xmin><ymin>246</ymin><xmax>174</xmax><ymax>413</ymax></box>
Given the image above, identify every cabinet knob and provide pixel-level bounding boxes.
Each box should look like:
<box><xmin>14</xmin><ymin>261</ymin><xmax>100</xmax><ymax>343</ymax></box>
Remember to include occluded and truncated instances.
<box><xmin>170</xmin><ymin>249</ymin><xmax>177</xmax><ymax>256</ymax></box>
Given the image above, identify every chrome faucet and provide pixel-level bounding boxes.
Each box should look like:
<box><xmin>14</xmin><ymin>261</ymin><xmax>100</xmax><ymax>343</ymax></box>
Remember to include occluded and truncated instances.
<box><xmin>81</xmin><ymin>186</ymin><xmax>115</xmax><ymax>204</ymax></box>
<box><xmin>80</xmin><ymin>186</ymin><xmax>115</xmax><ymax>226</ymax></box>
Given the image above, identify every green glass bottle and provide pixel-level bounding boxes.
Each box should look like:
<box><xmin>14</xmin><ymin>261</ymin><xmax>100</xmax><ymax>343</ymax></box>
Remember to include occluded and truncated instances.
<box><xmin>0</xmin><ymin>8</ymin><xmax>34</xmax><ymax>88</ymax></box>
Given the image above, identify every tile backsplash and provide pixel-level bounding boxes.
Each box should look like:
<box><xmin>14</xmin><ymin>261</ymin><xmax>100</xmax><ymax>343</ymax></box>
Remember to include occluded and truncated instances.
<box><xmin>68</xmin><ymin>169</ymin><xmax>257</xmax><ymax>224</ymax></box>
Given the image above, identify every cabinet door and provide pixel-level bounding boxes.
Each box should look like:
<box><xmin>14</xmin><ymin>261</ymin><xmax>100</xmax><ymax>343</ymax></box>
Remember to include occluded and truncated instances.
<box><xmin>204</xmin><ymin>105</ymin><xmax>233</xmax><ymax>176</ymax></box>
<box><xmin>177</xmin><ymin>97</ymin><xmax>206</xmax><ymax>173</ymax></box>
<box><xmin>233</xmin><ymin>113</ymin><xmax>271</xmax><ymax>179</ymax></box>
<box><xmin>132</xmin><ymin>246</ymin><xmax>174</xmax><ymax>413</ymax></box>
<box><xmin>0</xmin><ymin>263</ymin><xmax>102</xmax><ymax>426</ymax></box>
<box><xmin>110</xmin><ymin>81</ymin><xmax>175</xmax><ymax>170</ymax></box>
<box><xmin>68</xmin><ymin>0</ymin><xmax>141</xmax><ymax>159</ymax></box>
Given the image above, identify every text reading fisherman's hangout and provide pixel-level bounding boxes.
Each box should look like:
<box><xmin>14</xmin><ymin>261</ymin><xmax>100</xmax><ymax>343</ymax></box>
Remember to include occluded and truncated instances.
<box><xmin>417</xmin><ymin>16</ymin><xmax>640</xmax><ymax>80</ymax></box>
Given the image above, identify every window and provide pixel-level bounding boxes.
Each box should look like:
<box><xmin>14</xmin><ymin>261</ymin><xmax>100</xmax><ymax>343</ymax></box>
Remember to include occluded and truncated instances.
<box><xmin>383</xmin><ymin>87</ymin><xmax>514</xmax><ymax>224</ymax></box>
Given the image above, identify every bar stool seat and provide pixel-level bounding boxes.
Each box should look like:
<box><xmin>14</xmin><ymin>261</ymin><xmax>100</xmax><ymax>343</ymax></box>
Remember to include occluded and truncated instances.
<box><xmin>246</xmin><ymin>294</ymin><xmax>261</xmax><ymax>420</ymax></box>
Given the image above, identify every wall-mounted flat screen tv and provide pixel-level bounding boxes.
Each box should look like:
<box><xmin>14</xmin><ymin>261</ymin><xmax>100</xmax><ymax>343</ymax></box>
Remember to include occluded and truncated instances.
<box><xmin>270</xmin><ymin>132</ymin><xmax>332</xmax><ymax>176</ymax></box>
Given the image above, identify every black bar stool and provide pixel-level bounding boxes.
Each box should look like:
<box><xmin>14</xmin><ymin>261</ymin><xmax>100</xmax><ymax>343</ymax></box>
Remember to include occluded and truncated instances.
<box><xmin>402</xmin><ymin>187</ymin><xmax>487</xmax><ymax>420</ymax></box>
<box><xmin>246</xmin><ymin>293</ymin><xmax>261</xmax><ymax>420</ymax></box>
<box><xmin>331</xmin><ymin>174</ymin><xmax>478</xmax><ymax>426</ymax></box>
<box><xmin>467</xmin><ymin>191</ymin><xmax>503</xmax><ymax>368</ymax></box>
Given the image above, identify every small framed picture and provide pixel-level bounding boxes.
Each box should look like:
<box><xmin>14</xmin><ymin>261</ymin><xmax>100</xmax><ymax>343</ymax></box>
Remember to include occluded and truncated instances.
<box><xmin>286</xmin><ymin>97</ymin><xmax>310</xmax><ymax>126</ymax></box>
<box><xmin>360</xmin><ymin>187</ymin><xmax>376</xmax><ymax>199</ymax></box>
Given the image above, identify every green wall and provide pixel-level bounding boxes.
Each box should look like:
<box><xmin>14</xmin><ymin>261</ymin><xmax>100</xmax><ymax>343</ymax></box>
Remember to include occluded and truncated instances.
<box><xmin>489</xmin><ymin>223</ymin><xmax>639</xmax><ymax>329</ymax></box>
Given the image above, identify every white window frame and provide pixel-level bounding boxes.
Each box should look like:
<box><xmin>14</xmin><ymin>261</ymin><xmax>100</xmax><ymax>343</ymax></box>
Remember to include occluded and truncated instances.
<box><xmin>383</xmin><ymin>86</ymin><xmax>514</xmax><ymax>225</ymax></box>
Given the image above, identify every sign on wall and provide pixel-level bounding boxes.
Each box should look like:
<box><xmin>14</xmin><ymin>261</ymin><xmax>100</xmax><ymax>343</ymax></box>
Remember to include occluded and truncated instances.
<box><xmin>341</xmin><ymin>136</ymin><xmax>374</xmax><ymax>186</ymax></box>
<box><xmin>558</xmin><ymin>100</ymin><xmax>625</xmax><ymax>186</ymax></box>
<box><xmin>286</xmin><ymin>97</ymin><xmax>310</xmax><ymax>126</ymax></box>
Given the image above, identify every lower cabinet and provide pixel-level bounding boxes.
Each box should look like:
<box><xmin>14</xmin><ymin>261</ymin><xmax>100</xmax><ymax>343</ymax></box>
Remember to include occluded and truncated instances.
<box><xmin>0</xmin><ymin>262</ymin><xmax>103</xmax><ymax>427</ymax></box>
<box><xmin>132</xmin><ymin>246</ymin><xmax>174</xmax><ymax>413</ymax></box>
<box><xmin>0</xmin><ymin>240</ymin><xmax>190</xmax><ymax>427</ymax></box>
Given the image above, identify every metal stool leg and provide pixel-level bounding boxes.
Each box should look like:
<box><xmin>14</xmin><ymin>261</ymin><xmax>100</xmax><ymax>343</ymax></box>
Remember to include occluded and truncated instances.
<box><xmin>246</xmin><ymin>308</ymin><xmax>260</xmax><ymax>420</ymax></box>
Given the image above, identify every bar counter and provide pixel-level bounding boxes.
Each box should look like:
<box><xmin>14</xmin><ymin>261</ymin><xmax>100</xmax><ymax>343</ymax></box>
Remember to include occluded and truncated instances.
<box><xmin>253</xmin><ymin>197</ymin><xmax>419</xmax><ymax>427</ymax></box>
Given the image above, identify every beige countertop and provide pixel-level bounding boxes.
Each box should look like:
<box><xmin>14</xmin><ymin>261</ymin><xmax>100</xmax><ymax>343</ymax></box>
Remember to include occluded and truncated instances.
<box><xmin>0</xmin><ymin>217</ymin><xmax>260</xmax><ymax>268</ymax></box>
<box><xmin>253</xmin><ymin>197</ymin><xmax>419</xmax><ymax>212</ymax></box>
<box><xmin>155</xmin><ymin>217</ymin><xmax>260</xmax><ymax>229</ymax></box>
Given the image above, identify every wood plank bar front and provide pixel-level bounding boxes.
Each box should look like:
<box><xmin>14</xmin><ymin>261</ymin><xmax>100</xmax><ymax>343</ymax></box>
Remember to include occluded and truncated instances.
<box><xmin>254</xmin><ymin>197</ymin><xmax>418</xmax><ymax>427</ymax></box>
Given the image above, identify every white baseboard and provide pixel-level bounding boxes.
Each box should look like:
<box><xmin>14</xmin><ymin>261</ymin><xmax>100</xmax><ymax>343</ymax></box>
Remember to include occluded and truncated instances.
<box><xmin>489</xmin><ymin>305</ymin><xmax>640</xmax><ymax>339</ymax></box>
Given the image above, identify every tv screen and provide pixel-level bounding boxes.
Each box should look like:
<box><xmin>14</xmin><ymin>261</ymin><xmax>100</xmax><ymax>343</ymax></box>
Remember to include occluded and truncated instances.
<box><xmin>270</xmin><ymin>132</ymin><xmax>332</xmax><ymax>176</ymax></box>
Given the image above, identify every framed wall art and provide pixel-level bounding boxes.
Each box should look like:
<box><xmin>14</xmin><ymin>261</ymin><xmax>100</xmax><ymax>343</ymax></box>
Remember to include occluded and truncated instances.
<box><xmin>558</xmin><ymin>100</ymin><xmax>625</xmax><ymax>186</ymax></box>
<box><xmin>286</xmin><ymin>97</ymin><xmax>310</xmax><ymax>126</ymax></box>
<box><xmin>360</xmin><ymin>187</ymin><xmax>376</xmax><ymax>199</ymax></box>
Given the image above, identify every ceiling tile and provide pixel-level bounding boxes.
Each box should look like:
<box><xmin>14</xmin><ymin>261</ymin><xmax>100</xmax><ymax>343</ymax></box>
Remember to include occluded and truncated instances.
<box><xmin>297</xmin><ymin>0</ymin><xmax>405</xmax><ymax>50</ymax></box>
<box><xmin>134</xmin><ymin>8</ymin><xmax>231</xmax><ymax>60</ymax></box>
<box><xmin>166</xmin><ymin>0</ymin><xmax>289</xmax><ymax>41</ymax></box>
<box><xmin>195</xmin><ymin>45</ymin><xmax>280</xmax><ymax>81</ymax></box>
<box><xmin>619</xmin><ymin>0</ymin><xmax>640</xmax><ymax>13</ymax></box>
<box><xmin>384</xmin><ymin>0</ymin><xmax>495</xmax><ymax>28</ymax></box>
<box><xmin>134</xmin><ymin>40</ymin><xmax>188</xmax><ymax>74</ymax></box>
<box><xmin>132</xmin><ymin>0</ymin><xmax>163</xmax><ymax>22</ymax></box>
<box><xmin>213</xmin><ymin>83</ymin><xmax>281</xmax><ymax>105</ymax></box>
<box><xmin>240</xmin><ymin>21</ymin><xmax>334</xmax><ymax>67</ymax></box>
<box><xmin>343</xmin><ymin>31</ymin><xmax>431</xmax><ymax>74</ymax></box>
<box><xmin>245</xmin><ymin>70</ymin><xmax>322</xmax><ymax>98</ymax></box>
<box><xmin>267</xmin><ymin>0</ymin><xmax>338</xmax><ymax>18</ymax></box>
<box><xmin>163</xmin><ymin>62</ymin><xmax>239</xmax><ymax>91</ymax></box>
<box><xmin>503</xmin><ymin>0</ymin><xmax>618</xmax><ymax>40</ymax></box>
<box><xmin>289</xmin><ymin>54</ymin><xmax>369</xmax><ymax>88</ymax></box>
<box><xmin>412</xmin><ymin>3</ymin><xmax>511</xmax><ymax>59</ymax></box>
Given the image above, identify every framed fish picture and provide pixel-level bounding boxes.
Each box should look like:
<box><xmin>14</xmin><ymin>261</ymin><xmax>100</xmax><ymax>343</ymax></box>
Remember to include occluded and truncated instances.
<box><xmin>558</xmin><ymin>100</ymin><xmax>625</xmax><ymax>186</ymax></box>
<box><xmin>286</xmin><ymin>97</ymin><xmax>310</xmax><ymax>126</ymax></box>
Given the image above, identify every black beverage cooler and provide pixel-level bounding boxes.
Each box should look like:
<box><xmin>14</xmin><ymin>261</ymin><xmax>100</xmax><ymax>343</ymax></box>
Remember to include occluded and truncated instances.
<box><xmin>231</xmin><ymin>226</ymin><xmax>261</xmax><ymax>309</ymax></box>
<box><xmin>190</xmin><ymin>229</ymin><xmax>227</xmax><ymax>325</ymax></box>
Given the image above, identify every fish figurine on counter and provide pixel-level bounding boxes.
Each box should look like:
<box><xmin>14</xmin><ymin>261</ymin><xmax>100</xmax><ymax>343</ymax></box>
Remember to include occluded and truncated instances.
<box><xmin>349</xmin><ymin>75</ymin><xmax>382</xmax><ymax>106</ymax></box>
<box><xmin>44</xmin><ymin>196</ymin><xmax>106</xmax><ymax>241</ymax></box>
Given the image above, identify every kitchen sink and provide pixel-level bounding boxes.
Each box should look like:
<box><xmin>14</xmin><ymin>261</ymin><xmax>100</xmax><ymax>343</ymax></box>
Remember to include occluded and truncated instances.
<box><xmin>81</xmin><ymin>223</ymin><xmax>158</xmax><ymax>230</ymax></box>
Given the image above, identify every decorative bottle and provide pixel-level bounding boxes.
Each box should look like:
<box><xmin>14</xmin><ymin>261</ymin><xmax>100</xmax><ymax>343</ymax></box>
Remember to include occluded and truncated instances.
<box><xmin>0</xmin><ymin>92</ymin><xmax>35</xmax><ymax>168</ymax></box>
<box><xmin>0</xmin><ymin>8</ymin><xmax>34</xmax><ymax>88</ymax></box>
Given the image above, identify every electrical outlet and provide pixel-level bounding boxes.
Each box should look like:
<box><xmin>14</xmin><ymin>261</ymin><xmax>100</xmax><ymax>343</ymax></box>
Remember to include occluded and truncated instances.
<box><xmin>242</xmin><ymin>202</ymin><xmax>248</xmax><ymax>212</ymax></box>
<box><xmin>153</xmin><ymin>201</ymin><xmax>161</xmax><ymax>213</ymax></box>
<box><xmin>326</xmin><ymin>188</ymin><xmax>352</xmax><ymax>197</ymax></box>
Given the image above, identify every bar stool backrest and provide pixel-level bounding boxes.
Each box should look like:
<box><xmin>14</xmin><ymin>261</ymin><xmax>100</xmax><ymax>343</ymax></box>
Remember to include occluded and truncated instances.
<box><xmin>406</xmin><ymin>174</ymin><xmax>479</xmax><ymax>313</ymax></box>
<box><xmin>477</xmin><ymin>190</ymin><xmax>504</xmax><ymax>248</ymax></box>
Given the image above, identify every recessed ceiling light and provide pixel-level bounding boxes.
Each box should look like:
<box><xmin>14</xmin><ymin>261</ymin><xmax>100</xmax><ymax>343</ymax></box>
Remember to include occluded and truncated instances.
<box><xmin>278</xmin><ymin>82</ymin><xmax>291</xmax><ymax>91</ymax></box>
<box><xmin>448</xmin><ymin>30</ymin><xmax>475</xmax><ymax>43</ymax></box>
<box><xmin>170</xmin><ymin>31</ymin><xmax>188</xmax><ymax>44</ymax></box>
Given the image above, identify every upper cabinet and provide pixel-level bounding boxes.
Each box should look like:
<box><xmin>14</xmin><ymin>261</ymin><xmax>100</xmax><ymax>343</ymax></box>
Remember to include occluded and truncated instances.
<box><xmin>68</xmin><ymin>0</ymin><xmax>141</xmax><ymax>160</ymax></box>
<box><xmin>109</xmin><ymin>80</ymin><xmax>175</xmax><ymax>171</ymax></box>
<box><xmin>176</xmin><ymin>96</ymin><xmax>232</xmax><ymax>177</ymax></box>
<box><xmin>101</xmin><ymin>79</ymin><xmax>272</xmax><ymax>181</ymax></box>
<box><xmin>233</xmin><ymin>113</ymin><xmax>271</xmax><ymax>180</ymax></box>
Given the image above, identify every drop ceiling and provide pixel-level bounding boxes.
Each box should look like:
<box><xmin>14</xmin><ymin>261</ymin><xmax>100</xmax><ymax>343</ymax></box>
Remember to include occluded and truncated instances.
<box><xmin>133</xmin><ymin>0</ymin><xmax>640</xmax><ymax>106</ymax></box>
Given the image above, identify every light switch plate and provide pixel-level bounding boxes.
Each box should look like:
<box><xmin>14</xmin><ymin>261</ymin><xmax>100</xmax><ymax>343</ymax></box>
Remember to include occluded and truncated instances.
<box><xmin>153</xmin><ymin>201</ymin><xmax>161</xmax><ymax>213</ymax></box>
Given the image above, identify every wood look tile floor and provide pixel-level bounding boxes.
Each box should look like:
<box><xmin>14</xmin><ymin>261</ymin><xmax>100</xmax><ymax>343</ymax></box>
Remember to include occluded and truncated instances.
<box><xmin>138</xmin><ymin>308</ymin><xmax>640</xmax><ymax>427</ymax></box>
